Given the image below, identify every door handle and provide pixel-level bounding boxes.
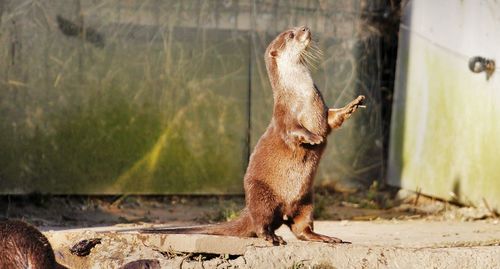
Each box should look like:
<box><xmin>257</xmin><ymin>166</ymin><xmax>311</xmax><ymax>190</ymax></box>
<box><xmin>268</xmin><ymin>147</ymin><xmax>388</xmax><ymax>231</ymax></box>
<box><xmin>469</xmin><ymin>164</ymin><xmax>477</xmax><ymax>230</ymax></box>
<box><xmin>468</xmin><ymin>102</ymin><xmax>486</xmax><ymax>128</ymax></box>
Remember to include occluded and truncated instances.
<box><xmin>468</xmin><ymin>56</ymin><xmax>495</xmax><ymax>80</ymax></box>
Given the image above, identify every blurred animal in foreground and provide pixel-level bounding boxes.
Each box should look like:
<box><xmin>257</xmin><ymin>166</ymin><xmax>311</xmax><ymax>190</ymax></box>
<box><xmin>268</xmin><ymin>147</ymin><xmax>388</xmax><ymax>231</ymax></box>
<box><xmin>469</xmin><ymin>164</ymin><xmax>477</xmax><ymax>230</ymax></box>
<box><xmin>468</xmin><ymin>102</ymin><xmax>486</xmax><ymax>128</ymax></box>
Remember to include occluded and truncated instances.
<box><xmin>0</xmin><ymin>219</ymin><xmax>67</xmax><ymax>269</ymax></box>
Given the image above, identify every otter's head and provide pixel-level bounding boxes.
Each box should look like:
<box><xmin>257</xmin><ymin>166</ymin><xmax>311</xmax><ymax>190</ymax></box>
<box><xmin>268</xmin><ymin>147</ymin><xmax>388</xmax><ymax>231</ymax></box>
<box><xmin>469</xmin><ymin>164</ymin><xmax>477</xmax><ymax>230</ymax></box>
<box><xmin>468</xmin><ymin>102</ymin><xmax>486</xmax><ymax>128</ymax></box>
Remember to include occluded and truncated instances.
<box><xmin>265</xmin><ymin>26</ymin><xmax>312</xmax><ymax>69</ymax></box>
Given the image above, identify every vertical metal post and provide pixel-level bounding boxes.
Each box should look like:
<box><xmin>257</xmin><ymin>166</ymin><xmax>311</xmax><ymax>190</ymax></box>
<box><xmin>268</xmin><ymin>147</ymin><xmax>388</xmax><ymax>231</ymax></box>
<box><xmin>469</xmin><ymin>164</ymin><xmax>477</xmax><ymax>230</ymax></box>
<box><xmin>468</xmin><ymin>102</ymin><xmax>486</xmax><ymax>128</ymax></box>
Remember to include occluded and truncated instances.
<box><xmin>245</xmin><ymin>30</ymin><xmax>252</xmax><ymax>168</ymax></box>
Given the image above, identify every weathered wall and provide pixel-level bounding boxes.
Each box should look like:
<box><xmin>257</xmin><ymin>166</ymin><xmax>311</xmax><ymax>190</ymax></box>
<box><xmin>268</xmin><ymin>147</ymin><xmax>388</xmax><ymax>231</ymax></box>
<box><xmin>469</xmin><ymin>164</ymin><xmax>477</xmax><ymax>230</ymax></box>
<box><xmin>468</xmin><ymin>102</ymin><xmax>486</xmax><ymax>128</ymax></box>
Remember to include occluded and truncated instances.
<box><xmin>389</xmin><ymin>0</ymin><xmax>500</xmax><ymax>209</ymax></box>
<box><xmin>0</xmin><ymin>0</ymin><xmax>389</xmax><ymax>194</ymax></box>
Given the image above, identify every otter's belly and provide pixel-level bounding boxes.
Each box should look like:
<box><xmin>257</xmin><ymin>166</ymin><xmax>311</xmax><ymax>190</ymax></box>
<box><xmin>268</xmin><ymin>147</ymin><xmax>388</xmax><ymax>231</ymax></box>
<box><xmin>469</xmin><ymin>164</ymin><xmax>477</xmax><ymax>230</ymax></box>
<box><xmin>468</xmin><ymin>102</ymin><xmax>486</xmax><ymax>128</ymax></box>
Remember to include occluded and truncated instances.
<box><xmin>247</xmin><ymin>132</ymin><xmax>324</xmax><ymax>204</ymax></box>
<box><xmin>275</xmin><ymin>148</ymin><xmax>321</xmax><ymax>203</ymax></box>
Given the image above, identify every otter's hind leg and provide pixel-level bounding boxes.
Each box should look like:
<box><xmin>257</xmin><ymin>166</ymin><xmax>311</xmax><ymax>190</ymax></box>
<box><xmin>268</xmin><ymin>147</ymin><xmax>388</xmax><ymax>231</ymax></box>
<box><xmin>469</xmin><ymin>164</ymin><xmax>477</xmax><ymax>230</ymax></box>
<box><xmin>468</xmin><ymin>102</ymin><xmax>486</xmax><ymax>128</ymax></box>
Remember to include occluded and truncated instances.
<box><xmin>288</xmin><ymin>204</ymin><xmax>348</xmax><ymax>244</ymax></box>
<box><xmin>246</xmin><ymin>180</ymin><xmax>286</xmax><ymax>246</ymax></box>
<box><xmin>328</xmin><ymin>95</ymin><xmax>365</xmax><ymax>129</ymax></box>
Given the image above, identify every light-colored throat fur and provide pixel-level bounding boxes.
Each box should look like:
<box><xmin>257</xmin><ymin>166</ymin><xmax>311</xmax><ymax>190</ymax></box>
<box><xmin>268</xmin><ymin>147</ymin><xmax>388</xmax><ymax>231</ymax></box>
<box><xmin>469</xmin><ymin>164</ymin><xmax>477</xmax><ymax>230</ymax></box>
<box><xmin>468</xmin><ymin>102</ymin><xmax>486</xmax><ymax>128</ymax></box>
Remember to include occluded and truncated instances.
<box><xmin>273</xmin><ymin>48</ymin><xmax>327</xmax><ymax>136</ymax></box>
<box><xmin>275</xmin><ymin>54</ymin><xmax>317</xmax><ymax>127</ymax></box>
<box><xmin>276</xmin><ymin>56</ymin><xmax>314</xmax><ymax>97</ymax></box>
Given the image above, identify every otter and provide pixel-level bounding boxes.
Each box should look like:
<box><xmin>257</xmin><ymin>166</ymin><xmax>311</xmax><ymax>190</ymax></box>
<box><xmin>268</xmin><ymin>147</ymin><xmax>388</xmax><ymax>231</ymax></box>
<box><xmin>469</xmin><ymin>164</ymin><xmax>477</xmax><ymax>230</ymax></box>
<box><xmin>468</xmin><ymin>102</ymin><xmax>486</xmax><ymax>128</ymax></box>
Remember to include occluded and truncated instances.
<box><xmin>142</xmin><ymin>26</ymin><xmax>365</xmax><ymax>245</ymax></box>
<box><xmin>0</xmin><ymin>219</ymin><xmax>67</xmax><ymax>269</ymax></box>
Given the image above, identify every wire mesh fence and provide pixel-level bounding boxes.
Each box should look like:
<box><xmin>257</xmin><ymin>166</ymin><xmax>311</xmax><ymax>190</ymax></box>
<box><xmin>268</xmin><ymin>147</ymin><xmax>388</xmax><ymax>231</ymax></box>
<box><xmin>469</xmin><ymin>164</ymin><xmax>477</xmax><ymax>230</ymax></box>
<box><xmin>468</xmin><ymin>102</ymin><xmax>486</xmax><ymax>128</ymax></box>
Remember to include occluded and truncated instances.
<box><xmin>0</xmin><ymin>0</ymin><xmax>398</xmax><ymax>194</ymax></box>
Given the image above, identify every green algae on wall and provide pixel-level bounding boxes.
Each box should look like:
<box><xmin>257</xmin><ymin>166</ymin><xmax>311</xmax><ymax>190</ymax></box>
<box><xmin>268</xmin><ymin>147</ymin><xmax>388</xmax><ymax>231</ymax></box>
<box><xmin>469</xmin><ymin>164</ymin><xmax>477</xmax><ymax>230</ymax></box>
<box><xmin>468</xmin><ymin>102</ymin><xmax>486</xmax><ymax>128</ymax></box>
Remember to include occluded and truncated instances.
<box><xmin>389</xmin><ymin>19</ymin><xmax>500</xmax><ymax>209</ymax></box>
<box><xmin>0</xmin><ymin>3</ymin><xmax>249</xmax><ymax>194</ymax></box>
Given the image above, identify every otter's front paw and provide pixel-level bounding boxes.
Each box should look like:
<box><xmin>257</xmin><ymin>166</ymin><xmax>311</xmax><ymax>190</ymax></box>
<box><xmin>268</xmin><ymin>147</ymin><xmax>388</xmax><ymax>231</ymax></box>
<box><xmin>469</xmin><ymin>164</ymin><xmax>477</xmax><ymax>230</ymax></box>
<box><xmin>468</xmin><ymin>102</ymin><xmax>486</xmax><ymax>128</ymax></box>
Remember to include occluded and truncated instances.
<box><xmin>288</xmin><ymin>129</ymin><xmax>323</xmax><ymax>145</ymax></box>
<box><xmin>299</xmin><ymin>132</ymin><xmax>323</xmax><ymax>145</ymax></box>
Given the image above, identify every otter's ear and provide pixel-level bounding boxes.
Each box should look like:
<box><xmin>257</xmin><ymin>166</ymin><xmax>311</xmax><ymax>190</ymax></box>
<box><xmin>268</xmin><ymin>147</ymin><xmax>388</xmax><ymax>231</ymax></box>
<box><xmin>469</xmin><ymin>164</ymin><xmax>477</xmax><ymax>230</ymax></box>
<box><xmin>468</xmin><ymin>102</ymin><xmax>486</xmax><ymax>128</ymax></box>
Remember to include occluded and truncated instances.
<box><xmin>270</xmin><ymin>50</ymin><xmax>278</xmax><ymax>58</ymax></box>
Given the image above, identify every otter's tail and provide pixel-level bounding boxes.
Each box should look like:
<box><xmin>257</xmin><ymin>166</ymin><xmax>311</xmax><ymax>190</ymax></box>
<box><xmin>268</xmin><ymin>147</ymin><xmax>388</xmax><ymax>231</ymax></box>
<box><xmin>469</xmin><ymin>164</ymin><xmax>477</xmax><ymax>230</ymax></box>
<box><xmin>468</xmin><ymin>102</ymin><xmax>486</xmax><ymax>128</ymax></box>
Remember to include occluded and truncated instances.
<box><xmin>140</xmin><ymin>210</ymin><xmax>253</xmax><ymax>237</ymax></box>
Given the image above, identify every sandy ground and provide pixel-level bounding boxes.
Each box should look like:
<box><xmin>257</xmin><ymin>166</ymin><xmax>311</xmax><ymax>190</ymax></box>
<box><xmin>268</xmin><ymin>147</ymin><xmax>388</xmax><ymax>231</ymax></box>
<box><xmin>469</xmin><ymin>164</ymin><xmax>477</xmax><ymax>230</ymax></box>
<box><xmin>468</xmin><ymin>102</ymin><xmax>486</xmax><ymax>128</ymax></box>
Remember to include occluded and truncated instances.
<box><xmin>2</xmin><ymin>190</ymin><xmax>499</xmax><ymax>268</ymax></box>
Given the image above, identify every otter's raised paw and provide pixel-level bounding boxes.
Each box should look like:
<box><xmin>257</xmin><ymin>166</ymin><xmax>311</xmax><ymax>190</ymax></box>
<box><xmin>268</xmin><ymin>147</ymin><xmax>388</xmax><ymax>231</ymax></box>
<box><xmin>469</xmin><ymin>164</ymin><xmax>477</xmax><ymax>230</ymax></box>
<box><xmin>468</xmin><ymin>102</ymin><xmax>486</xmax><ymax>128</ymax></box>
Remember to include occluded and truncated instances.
<box><xmin>345</xmin><ymin>95</ymin><xmax>366</xmax><ymax>115</ymax></box>
<box><xmin>353</xmin><ymin>95</ymin><xmax>365</xmax><ymax>106</ymax></box>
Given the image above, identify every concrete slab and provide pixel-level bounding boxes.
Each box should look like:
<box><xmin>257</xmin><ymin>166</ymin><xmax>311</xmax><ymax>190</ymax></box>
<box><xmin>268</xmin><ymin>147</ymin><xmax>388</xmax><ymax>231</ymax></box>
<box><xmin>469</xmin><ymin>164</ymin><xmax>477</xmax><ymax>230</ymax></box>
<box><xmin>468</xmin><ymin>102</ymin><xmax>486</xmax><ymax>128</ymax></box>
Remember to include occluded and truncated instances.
<box><xmin>43</xmin><ymin>220</ymin><xmax>500</xmax><ymax>268</ymax></box>
<box><xmin>289</xmin><ymin>220</ymin><xmax>500</xmax><ymax>247</ymax></box>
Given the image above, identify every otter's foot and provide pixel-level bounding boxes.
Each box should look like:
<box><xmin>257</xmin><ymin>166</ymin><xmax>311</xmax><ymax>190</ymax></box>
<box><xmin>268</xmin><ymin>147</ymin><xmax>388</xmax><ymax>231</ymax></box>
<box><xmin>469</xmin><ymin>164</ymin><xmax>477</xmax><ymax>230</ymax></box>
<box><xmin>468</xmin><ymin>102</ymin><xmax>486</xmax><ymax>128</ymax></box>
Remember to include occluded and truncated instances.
<box><xmin>289</xmin><ymin>204</ymin><xmax>350</xmax><ymax>245</ymax></box>
<box><xmin>328</xmin><ymin>95</ymin><xmax>365</xmax><ymax>129</ymax></box>
<box><xmin>263</xmin><ymin>234</ymin><xmax>287</xmax><ymax>246</ymax></box>
<box><xmin>297</xmin><ymin>230</ymin><xmax>350</xmax><ymax>244</ymax></box>
<box><xmin>256</xmin><ymin>230</ymin><xmax>287</xmax><ymax>246</ymax></box>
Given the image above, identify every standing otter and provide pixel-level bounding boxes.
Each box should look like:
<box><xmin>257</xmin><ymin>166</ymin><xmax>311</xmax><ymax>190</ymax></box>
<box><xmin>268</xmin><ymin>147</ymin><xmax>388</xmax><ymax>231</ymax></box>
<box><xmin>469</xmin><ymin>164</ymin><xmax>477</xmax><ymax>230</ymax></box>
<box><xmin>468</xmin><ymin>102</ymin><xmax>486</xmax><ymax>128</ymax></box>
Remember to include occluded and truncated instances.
<box><xmin>143</xmin><ymin>26</ymin><xmax>365</xmax><ymax>245</ymax></box>
<box><xmin>0</xmin><ymin>219</ymin><xmax>67</xmax><ymax>269</ymax></box>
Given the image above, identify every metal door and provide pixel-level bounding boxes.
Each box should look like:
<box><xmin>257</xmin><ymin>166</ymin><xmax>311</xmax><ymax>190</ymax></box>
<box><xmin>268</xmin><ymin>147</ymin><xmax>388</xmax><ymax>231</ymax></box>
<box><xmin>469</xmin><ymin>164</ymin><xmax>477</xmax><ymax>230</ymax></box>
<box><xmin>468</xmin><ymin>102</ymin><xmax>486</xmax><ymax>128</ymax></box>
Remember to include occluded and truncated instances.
<box><xmin>389</xmin><ymin>0</ymin><xmax>500</xmax><ymax>209</ymax></box>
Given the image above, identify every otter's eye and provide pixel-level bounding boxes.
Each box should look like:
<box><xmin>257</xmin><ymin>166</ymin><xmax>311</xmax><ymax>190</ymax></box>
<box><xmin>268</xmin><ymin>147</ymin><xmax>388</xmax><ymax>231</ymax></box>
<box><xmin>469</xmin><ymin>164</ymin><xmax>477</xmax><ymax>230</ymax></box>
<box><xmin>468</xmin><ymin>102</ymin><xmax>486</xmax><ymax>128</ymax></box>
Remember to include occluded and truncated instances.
<box><xmin>288</xmin><ymin>32</ymin><xmax>294</xmax><ymax>39</ymax></box>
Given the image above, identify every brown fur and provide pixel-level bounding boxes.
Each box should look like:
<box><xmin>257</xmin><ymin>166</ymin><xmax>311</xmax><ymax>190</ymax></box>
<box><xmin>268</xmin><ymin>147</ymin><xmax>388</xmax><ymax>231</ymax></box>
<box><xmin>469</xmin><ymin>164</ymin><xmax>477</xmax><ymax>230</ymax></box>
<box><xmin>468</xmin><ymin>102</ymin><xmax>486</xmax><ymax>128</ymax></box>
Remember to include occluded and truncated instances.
<box><xmin>142</xmin><ymin>27</ymin><xmax>365</xmax><ymax>245</ymax></box>
<box><xmin>0</xmin><ymin>219</ymin><xmax>67</xmax><ymax>269</ymax></box>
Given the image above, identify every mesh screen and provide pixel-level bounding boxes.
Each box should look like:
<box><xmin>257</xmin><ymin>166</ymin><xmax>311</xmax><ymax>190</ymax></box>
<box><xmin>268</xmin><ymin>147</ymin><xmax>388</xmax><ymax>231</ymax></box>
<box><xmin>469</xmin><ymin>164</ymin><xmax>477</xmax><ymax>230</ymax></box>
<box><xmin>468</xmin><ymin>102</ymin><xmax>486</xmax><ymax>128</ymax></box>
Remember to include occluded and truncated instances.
<box><xmin>0</xmin><ymin>0</ymin><xmax>395</xmax><ymax>194</ymax></box>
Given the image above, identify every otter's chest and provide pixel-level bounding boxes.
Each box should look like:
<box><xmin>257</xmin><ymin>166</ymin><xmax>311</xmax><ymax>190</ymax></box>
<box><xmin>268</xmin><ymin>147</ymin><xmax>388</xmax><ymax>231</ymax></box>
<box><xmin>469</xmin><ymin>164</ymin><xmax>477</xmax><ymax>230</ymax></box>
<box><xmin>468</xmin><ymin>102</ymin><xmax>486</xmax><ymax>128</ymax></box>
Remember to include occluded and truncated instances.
<box><xmin>292</xmin><ymin>90</ymin><xmax>328</xmax><ymax>134</ymax></box>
